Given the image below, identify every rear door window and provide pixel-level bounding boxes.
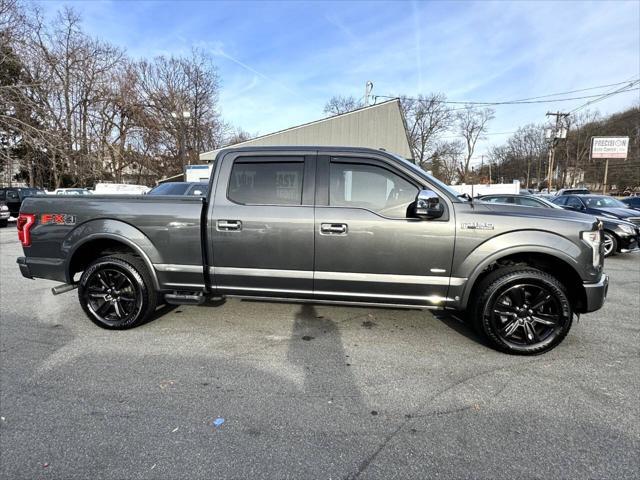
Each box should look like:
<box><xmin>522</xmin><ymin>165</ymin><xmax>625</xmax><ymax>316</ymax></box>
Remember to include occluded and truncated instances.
<box><xmin>228</xmin><ymin>159</ymin><xmax>304</xmax><ymax>205</ymax></box>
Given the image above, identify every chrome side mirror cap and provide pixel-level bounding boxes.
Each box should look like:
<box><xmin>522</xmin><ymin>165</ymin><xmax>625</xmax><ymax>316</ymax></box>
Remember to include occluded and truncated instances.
<box><xmin>414</xmin><ymin>189</ymin><xmax>444</xmax><ymax>219</ymax></box>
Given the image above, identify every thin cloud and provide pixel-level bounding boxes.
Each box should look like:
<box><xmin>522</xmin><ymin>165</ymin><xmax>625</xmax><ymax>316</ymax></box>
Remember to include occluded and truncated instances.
<box><xmin>210</xmin><ymin>42</ymin><xmax>302</xmax><ymax>98</ymax></box>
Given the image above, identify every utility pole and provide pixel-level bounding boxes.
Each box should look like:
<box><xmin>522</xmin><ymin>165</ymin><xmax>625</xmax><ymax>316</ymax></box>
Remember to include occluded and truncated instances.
<box><xmin>545</xmin><ymin>111</ymin><xmax>569</xmax><ymax>192</ymax></box>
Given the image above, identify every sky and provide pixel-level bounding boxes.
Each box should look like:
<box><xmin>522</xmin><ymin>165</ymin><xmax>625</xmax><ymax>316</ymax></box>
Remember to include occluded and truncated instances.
<box><xmin>40</xmin><ymin>0</ymin><xmax>640</xmax><ymax>159</ymax></box>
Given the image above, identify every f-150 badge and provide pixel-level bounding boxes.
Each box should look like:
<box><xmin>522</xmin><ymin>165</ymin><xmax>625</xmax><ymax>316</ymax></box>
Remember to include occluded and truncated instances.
<box><xmin>461</xmin><ymin>222</ymin><xmax>494</xmax><ymax>230</ymax></box>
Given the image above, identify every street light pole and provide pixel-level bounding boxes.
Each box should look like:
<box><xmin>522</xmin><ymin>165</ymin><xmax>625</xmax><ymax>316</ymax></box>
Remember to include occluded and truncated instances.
<box><xmin>172</xmin><ymin>111</ymin><xmax>191</xmax><ymax>168</ymax></box>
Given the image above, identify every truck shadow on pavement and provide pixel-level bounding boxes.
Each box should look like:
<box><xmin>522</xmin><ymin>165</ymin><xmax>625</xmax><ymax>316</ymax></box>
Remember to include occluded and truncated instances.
<box><xmin>286</xmin><ymin>304</ymin><xmax>365</xmax><ymax>410</ymax></box>
<box><xmin>431</xmin><ymin>310</ymin><xmax>490</xmax><ymax>347</ymax></box>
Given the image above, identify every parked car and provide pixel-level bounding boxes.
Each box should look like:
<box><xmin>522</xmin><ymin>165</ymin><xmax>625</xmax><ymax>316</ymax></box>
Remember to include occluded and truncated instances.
<box><xmin>480</xmin><ymin>194</ymin><xmax>639</xmax><ymax>257</ymax></box>
<box><xmin>0</xmin><ymin>187</ymin><xmax>46</xmax><ymax>217</ymax></box>
<box><xmin>555</xmin><ymin>188</ymin><xmax>591</xmax><ymax>196</ymax></box>
<box><xmin>551</xmin><ymin>195</ymin><xmax>640</xmax><ymax>224</ymax></box>
<box><xmin>93</xmin><ymin>183</ymin><xmax>150</xmax><ymax>195</ymax></box>
<box><xmin>16</xmin><ymin>146</ymin><xmax>609</xmax><ymax>355</ymax></box>
<box><xmin>147</xmin><ymin>182</ymin><xmax>209</xmax><ymax>196</ymax></box>
<box><xmin>478</xmin><ymin>194</ymin><xmax>557</xmax><ymax>208</ymax></box>
<box><xmin>53</xmin><ymin>188</ymin><xmax>93</xmax><ymax>196</ymax></box>
<box><xmin>620</xmin><ymin>196</ymin><xmax>640</xmax><ymax>211</ymax></box>
<box><xmin>0</xmin><ymin>201</ymin><xmax>9</xmax><ymax>227</ymax></box>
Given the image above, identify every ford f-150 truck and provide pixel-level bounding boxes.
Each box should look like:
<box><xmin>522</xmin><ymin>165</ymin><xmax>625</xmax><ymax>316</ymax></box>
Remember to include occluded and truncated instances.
<box><xmin>16</xmin><ymin>147</ymin><xmax>609</xmax><ymax>354</ymax></box>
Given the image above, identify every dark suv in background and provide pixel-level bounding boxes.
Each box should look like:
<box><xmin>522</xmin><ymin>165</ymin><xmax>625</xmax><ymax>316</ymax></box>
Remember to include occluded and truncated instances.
<box><xmin>0</xmin><ymin>187</ymin><xmax>46</xmax><ymax>217</ymax></box>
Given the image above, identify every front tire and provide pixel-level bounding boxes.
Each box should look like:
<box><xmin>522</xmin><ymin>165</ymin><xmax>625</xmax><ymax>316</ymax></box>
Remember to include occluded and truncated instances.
<box><xmin>602</xmin><ymin>231</ymin><xmax>617</xmax><ymax>257</ymax></box>
<box><xmin>78</xmin><ymin>254</ymin><xmax>157</xmax><ymax>329</ymax></box>
<box><xmin>0</xmin><ymin>219</ymin><xmax>7</xmax><ymax>228</ymax></box>
<box><xmin>471</xmin><ymin>267</ymin><xmax>573</xmax><ymax>355</ymax></box>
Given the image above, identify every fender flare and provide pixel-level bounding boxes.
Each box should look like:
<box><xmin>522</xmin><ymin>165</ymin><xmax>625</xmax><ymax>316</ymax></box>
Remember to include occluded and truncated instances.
<box><xmin>62</xmin><ymin>219</ymin><xmax>162</xmax><ymax>290</ymax></box>
<box><xmin>456</xmin><ymin>230</ymin><xmax>584</xmax><ymax>308</ymax></box>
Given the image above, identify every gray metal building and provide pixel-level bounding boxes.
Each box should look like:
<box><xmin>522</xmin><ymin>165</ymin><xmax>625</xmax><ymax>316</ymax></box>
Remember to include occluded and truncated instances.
<box><xmin>200</xmin><ymin>98</ymin><xmax>413</xmax><ymax>162</ymax></box>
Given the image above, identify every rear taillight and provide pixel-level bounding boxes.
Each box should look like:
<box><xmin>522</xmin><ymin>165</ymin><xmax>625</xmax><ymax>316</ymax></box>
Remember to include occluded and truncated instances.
<box><xmin>17</xmin><ymin>213</ymin><xmax>36</xmax><ymax>247</ymax></box>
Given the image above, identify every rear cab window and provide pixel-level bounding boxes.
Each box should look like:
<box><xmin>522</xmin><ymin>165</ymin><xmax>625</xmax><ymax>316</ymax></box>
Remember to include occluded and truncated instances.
<box><xmin>228</xmin><ymin>159</ymin><xmax>304</xmax><ymax>205</ymax></box>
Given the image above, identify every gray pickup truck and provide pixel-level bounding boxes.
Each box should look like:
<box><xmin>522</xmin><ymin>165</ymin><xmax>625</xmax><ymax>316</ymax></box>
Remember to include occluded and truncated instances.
<box><xmin>17</xmin><ymin>146</ymin><xmax>608</xmax><ymax>354</ymax></box>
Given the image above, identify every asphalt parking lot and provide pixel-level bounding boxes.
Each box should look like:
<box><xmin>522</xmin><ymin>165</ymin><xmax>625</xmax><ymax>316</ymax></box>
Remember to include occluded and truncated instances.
<box><xmin>1</xmin><ymin>225</ymin><xmax>638</xmax><ymax>479</ymax></box>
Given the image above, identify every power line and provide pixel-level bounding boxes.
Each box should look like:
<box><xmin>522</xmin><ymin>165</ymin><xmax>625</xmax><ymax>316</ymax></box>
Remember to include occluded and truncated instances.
<box><xmin>375</xmin><ymin>88</ymin><xmax>639</xmax><ymax>107</ymax></box>
<box><xmin>373</xmin><ymin>78</ymin><xmax>640</xmax><ymax>108</ymax></box>
<box><xmin>569</xmin><ymin>79</ymin><xmax>640</xmax><ymax>114</ymax></box>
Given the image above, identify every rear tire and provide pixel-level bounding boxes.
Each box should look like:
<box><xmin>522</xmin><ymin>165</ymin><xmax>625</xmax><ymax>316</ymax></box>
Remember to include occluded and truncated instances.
<box><xmin>602</xmin><ymin>231</ymin><xmax>617</xmax><ymax>257</ymax></box>
<box><xmin>78</xmin><ymin>254</ymin><xmax>157</xmax><ymax>329</ymax></box>
<box><xmin>470</xmin><ymin>266</ymin><xmax>573</xmax><ymax>355</ymax></box>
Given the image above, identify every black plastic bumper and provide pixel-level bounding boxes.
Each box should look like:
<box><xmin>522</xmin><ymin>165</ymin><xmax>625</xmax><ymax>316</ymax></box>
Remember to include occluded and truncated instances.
<box><xmin>582</xmin><ymin>274</ymin><xmax>609</xmax><ymax>313</ymax></box>
<box><xmin>618</xmin><ymin>232</ymin><xmax>639</xmax><ymax>252</ymax></box>
<box><xmin>16</xmin><ymin>256</ymin><xmax>32</xmax><ymax>279</ymax></box>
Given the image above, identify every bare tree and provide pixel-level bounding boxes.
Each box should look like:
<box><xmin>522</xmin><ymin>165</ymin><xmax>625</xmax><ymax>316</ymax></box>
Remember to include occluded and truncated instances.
<box><xmin>400</xmin><ymin>94</ymin><xmax>453</xmax><ymax>167</ymax></box>
<box><xmin>455</xmin><ymin>106</ymin><xmax>494</xmax><ymax>183</ymax></box>
<box><xmin>323</xmin><ymin>95</ymin><xmax>363</xmax><ymax>116</ymax></box>
<box><xmin>225</xmin><ymin>127</ymin><xmax>254</xmax><ymax>146</ymax></box>
<box><xmin>1</xmin><ymin>3</ymin><xmax>225</xmax><ymax>187</ymax></box>
<box><xmin>429</xmin><ymin>139</ymin><xmax>463</xmax><ymax>184</ymax></box>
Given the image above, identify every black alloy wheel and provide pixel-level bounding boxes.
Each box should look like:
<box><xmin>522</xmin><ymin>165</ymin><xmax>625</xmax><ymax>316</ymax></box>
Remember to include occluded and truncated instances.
<box><xmin>472</xmin><ymin>267</ymin><xmax>573</xmax><ymax>355</ymax></box>
<box><xmin>78</xmin><ymin>255</ymin><xmax>157</xmax><ymax>329</ymax></box>
<box><xmin>490</xmin><ymin>283</ymin><xmax>564</xmax><ymax>347</ymax></box>
<box><xmin>82</xmin><ymin>268</ymin><xmax>141</xmax><ymax>326</ymax></box>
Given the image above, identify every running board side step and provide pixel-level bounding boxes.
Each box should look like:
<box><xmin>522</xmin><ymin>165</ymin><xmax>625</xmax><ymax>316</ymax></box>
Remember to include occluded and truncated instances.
<box><xmin>164</xmin><ymin>292</ymin><xmax>206</xmax><ymax>305</ymax></box>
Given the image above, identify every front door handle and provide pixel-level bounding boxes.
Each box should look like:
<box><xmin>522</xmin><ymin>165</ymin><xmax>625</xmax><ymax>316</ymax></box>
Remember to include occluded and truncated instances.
<box><xmin>320</xmin><ymin>223</ymin><xmax>348</xmax><ymax>235</ymax></box>
<box><xmin>217</xmin><ymin>220</ymin><xmax>242</xmax><ymax>231</ymax></box>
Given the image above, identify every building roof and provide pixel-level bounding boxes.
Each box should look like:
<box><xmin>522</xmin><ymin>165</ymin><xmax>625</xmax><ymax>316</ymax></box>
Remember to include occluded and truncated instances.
<box><xmin>200</xmin><ymin>99</ymin><xmax>413</xmax><ymax>162</ymax></box>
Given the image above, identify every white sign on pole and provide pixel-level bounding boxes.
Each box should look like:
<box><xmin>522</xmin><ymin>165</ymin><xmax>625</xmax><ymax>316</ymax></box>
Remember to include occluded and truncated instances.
<box><xmin>591</xmin><ymin>136</ymin><xmax>629</xmax><ymax>159</ymax></box>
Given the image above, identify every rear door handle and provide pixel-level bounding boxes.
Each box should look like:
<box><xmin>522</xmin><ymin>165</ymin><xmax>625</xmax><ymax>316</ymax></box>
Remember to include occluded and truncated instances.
<box><xmin>217</xmin><ymin>220</ymin><xmax>242</xmax><ymax>231</ymax></box>
<box><xmin>320</xmin><ymin>223</ymin><xmax>348</xmax><ymax>235</ymax></box>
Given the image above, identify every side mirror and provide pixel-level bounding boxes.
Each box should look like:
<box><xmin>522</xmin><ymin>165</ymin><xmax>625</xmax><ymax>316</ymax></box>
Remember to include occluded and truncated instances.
<box><xmin>413</xmin><ymin>189</ymin><xmax>444</xmax><ymax>219</ymax></box>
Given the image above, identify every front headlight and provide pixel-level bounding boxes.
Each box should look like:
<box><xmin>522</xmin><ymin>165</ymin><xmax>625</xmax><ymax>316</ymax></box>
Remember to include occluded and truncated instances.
<box><xmin>619</xmin><ymin>223</ymin><xmax>635</xmax><ymax>235</ymax></box>
<box><xmin>581</xmin><ymin>230</ymin><xmax>602</xmax><ymax>268</ymax></box>
<box><xmin>0</xmin><ymin>205</ymin><xmax>8</xmax><ymax>211</ymax></box>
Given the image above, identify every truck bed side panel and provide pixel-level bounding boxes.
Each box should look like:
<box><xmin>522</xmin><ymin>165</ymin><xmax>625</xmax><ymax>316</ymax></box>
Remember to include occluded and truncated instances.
<box><xmin>20</xmin><ymin>195</ymin><xmax>205</xmax><ymax>290</ymax></box>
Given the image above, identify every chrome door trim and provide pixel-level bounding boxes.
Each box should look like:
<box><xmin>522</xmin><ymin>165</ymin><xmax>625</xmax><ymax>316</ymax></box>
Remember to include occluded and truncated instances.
<box><xmin>209</xmin><ymin>266</ymin><xmax>465</xmax><ymax>286</ymax></box>
<box><xmin>314</xmin><ymin>271</ymin><xmax>465</xmax><ymax>286</ymax></box>
<box><xmin>216</xmin><ymin>285</ymin><xmax>315</xmax><ymax>295</ymax></box>
<box><xmin>210</xmin><ymin>266</ymin><xmax>313</xmax><ymax>279</ymax></box>
<box><xmin>314</xmin><ymin>290</ymin><xmax>455</xmax><ymax>303</ymax></box>
<box><xmin>154</xmin><ymin>264</ymin><xmax>203</xmax><ymax>273</ymax></box>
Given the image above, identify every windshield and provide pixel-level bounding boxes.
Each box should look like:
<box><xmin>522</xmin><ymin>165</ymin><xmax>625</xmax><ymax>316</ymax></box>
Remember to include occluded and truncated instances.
<box><xmin>148</xmin><ymin>183</ymin><xmax>191</xmax><ymax>195</ymax></box>
<box><xmin>390</xmin><ymin>154</ymin><xmax>461</xmax><ymax>201</ymax></box>
<box><xmin>20</xmin><ymin>189</ymin><xmax>45</xmax><ymax>197</ymax></box>
<box><xmin>584</xmin><ymin>196</ymin><xmax>627</xmax><ymax>208</ymax></box>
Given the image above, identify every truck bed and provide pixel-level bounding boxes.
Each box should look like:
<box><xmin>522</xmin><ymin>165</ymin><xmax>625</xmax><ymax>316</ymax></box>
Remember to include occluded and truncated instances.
<box><xmin>19</xmin><ymin>195</ymin><xmax>205</xmax><ymax>289</ymax></box>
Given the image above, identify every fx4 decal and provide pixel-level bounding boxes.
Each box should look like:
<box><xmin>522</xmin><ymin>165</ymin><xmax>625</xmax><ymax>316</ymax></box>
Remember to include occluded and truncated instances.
<box><xmin>41</xmin><ymin>214</ymin><xmax>76</xmax><ymax>225</ymax></box>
